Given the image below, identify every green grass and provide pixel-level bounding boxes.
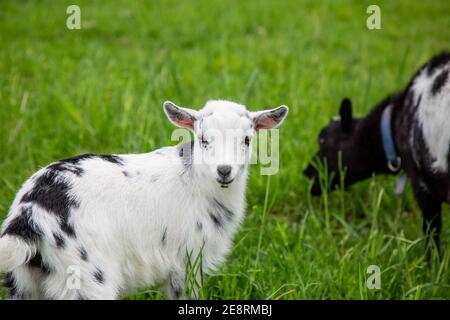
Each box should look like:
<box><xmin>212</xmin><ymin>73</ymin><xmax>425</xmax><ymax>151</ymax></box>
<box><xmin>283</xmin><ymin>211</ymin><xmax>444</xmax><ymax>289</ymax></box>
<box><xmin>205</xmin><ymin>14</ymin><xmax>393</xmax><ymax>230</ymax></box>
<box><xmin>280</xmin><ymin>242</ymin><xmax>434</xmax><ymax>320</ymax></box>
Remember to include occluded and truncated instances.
<box><xmin>1</xmin><ymin>0</ymin><xmax>449</xmax><ymax>299</ymax></box>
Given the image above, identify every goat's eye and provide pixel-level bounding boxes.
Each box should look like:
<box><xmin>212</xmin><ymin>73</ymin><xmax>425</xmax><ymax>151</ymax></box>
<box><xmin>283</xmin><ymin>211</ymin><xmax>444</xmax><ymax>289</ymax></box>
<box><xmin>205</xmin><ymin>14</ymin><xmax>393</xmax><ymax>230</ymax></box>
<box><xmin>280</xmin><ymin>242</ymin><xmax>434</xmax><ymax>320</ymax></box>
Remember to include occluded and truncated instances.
<box><xmin>200</xmin><ymin>136</ymin><xmax>209</xmax><ymax>147</ymax></box>
<box><xmin>244</xmin><ymin>136</ymin><xmax>250</xmax><ymax>146</ymax></box>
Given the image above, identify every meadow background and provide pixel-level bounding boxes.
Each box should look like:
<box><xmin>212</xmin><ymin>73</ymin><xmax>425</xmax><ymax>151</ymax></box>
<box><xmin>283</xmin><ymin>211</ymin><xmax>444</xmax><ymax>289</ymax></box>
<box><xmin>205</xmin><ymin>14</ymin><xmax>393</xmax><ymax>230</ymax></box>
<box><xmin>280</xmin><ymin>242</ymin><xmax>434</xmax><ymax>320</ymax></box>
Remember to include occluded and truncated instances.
<box><xmin>0</xmin><ymin>0</ymin><xmax>449</xmax><ymax>299</ymax></box>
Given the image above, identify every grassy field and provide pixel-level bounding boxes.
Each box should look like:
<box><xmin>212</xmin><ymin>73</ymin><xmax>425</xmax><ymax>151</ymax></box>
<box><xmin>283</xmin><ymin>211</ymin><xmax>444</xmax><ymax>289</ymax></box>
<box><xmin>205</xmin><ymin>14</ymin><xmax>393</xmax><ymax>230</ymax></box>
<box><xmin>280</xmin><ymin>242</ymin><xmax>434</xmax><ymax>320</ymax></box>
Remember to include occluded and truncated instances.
<box><xmin>0</xmin><ymin>0</ymin><xmax>449</xmax><ymax>299</ymax></box>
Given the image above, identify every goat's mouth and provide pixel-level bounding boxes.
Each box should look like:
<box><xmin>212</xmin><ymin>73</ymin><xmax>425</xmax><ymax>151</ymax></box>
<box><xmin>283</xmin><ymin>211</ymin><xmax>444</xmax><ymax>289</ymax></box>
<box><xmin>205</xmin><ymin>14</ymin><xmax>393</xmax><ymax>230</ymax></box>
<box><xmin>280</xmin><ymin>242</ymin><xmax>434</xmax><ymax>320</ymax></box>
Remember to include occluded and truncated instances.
<box><xmin>217</xmin><ymin>178</ymin><xmax>234</xmax><ymax>188</ymax></box>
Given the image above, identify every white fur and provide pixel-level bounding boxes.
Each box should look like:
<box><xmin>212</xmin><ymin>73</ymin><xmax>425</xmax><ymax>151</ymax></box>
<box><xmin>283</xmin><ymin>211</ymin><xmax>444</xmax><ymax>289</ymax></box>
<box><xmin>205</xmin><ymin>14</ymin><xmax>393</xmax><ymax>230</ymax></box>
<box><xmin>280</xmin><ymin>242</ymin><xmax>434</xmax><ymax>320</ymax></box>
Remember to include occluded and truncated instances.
<box><xmin>0</xmin><ymin>100</ymin><xmax>288</xmax><ymax>300</ymax></box>
<box><xmin>0</xmin><ymin>236</ymin><xmax>35</xmax><ymax>271</ymax></box>
<box><xmin>412</xmin><ymin>63</ymin><xmax>450</xmax><ymax>172</ymax></box>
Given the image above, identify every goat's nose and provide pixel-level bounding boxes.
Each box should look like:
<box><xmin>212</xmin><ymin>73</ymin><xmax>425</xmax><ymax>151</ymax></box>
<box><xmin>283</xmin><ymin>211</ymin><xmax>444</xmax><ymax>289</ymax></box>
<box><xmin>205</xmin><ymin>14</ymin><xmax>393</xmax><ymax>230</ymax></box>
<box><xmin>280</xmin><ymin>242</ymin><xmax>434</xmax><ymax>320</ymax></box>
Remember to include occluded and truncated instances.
<box><xmin>217</xmin><ymin>165</ymin><xmax>232</xmax><ymax>179</ymax></box>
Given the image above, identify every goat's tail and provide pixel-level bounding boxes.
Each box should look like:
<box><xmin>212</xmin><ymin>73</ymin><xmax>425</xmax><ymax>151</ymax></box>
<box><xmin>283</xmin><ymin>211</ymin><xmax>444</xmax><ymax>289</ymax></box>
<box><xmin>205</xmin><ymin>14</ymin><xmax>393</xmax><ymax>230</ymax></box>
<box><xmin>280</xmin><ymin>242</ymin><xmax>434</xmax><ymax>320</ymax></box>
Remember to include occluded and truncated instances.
<box><xmin>0</xmin><ymin>235</ymin><xmax>36</xmax><ymax>272</ymax></box>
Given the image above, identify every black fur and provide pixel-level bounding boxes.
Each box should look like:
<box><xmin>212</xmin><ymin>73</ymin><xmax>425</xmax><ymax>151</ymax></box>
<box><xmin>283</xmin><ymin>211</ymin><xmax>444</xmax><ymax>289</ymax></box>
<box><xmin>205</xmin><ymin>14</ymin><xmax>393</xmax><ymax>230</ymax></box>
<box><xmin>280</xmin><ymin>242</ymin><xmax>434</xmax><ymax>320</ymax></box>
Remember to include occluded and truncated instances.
<box><xmin>47</xmin><ymin>154</ymin><xmax>123</xmax><ymax>177</ymax></box>
<box><xmin>20</xmin><ymin>170</ymin><xmax>79</xmax><ymax>237</ymax></box>
<box><xmin>209</xmin><ymin>212</ymin><xmax>223</xmax><ymax>229</ymax></box>
<box><xmin>213</xmin><ymin>199</ymin><xmax>234</xmax><ymax>221</ymax></box>
<box><xmin>304</xmin><ymin>93</ymin><xmax>402</xmax><ymax>195</ymax></box>
<box><xmin>431</xmin><ymin>68</ymin><xmax>448</xmax><ymax>96</ymax></box>
<box><xmin>2</xmin><ymin>206</ymin><xmax>42</xmax><ymax>243</ymax></box>
<box><xmin>97</xmin><ymin>154</ymin><xmax>124</xmax><ymax>165</ymax></box>
<box><xmin>196</xmin><ymin>220</ymin><xmax>203</xmax><ymax>232</ymax></box>
<box><xmin>208</xmin><ymin>199</ymin><xmax>234</xmax><ymax>229</ymax></box>
<box><xmin>28</xmin><ymin>251</ymin><xmax>51</xmax><ymax>274</ymax></box>
<box><xmin>4</xmin><ymin>272</ymin><xmax>18</xmax><ymax>298</ymax></box>
<box><xmin>79</xmin><ymin>247</ymin><xmax>88</xmax><ymax>261</ymax></box>
<box><xmin>426</xmin><ymin>51</ymin><xmax>450</xmax><ymax>76</ymax></box>
<box><xmin>304</xmin><ymin>52</ymin><xmax>450</xmax><ymax>253</ymax></box>
<box><xmin>47</xmin><ymin>162</ymin><xmax>84</xmax><ymax>176</ymax></box>
<box><xmin>340</xmin><ymin>98</ymin><xmax>353</xmax><ymax>133</ymax></box>
<box><xmin>61</xmin><ymin>154</ymin><xmax>123</xmax><ymax>166</ymax></box>
<box><xmin>93</xmin><ymin>268</ymin><xmax>104</xmax><ymax>284</ymax></box>
<box><xmin>161</xmin><ymin>227</ymin><xmax>167</xmax><ymax>245</ymax></box>
<box><xmin>53</xmin><ymin>232</ymin><xmax>66</xmax><ymax>248</ymax></box>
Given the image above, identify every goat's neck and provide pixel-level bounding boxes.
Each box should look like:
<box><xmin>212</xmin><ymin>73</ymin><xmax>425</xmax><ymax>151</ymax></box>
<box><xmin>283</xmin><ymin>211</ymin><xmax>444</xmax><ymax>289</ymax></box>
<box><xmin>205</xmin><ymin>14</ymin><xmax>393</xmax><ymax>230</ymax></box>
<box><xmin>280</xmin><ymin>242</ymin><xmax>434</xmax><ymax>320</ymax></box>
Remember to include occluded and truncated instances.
<box><xmin>357</xmin><ymin>94</ymin><xmax>399</xmax><ymax>175</ymax></box>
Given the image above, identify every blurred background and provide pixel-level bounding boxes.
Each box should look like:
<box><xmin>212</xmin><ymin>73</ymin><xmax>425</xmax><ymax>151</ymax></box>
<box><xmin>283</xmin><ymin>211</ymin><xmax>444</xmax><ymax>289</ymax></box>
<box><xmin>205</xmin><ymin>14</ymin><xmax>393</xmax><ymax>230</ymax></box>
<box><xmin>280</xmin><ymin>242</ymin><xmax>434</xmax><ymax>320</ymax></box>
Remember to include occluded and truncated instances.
<box><xmin>0</xmin><ymin>0</ymin><xmax>449</xmax><ymax>299</ymax></box>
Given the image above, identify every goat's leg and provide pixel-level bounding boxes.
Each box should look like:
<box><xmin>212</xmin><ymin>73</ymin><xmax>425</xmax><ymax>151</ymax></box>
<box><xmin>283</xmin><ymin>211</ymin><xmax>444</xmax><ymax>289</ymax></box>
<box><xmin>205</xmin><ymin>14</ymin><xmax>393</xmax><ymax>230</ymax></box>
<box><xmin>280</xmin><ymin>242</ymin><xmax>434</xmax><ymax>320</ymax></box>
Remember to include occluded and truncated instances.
<box><xmin>163</xmin><ymin>271</ymin><xmax>186</xmax><ymax>300</ymax></box>
<box><xmin>411</xmin><ymin>180</ymin><xmax>442</xmax><ymax>258</ymax></box>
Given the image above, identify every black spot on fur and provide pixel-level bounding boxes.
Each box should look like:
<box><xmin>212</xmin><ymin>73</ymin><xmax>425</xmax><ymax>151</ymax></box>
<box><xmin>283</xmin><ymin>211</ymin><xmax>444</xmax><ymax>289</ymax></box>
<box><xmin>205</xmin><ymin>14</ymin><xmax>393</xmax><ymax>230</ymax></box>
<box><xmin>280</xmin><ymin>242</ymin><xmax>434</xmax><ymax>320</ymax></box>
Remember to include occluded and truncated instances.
<box><xmin>213</xmin><ymin>199</ymin><xmax>234</xmax><ymax>221</ymax></box>
<box><xmin>122</xmin><ymin>170</ymin><xmax>129</xmax><ymax>177</ymax></box>
<box><xmin>79</xmin><ymin>247</ymin><xmax>88</xmax><ymax>261</ymax></box>
<box><xmin>53</xmin><ymin>232</ymin><xmax>65</xmax><ymax>248</ymax></box>
<box><xmin>59</xmin><ymin>154</ymin><xmax>98</xmax><ymax>164</ymax></box>
<box><xmin>2</xmin><ymin>206</ymin><xmax>42</xmax><ymax>243</ymax></box>
<box><xmin>4</xmin><ymin>272</ymin><xmax>17</xmax><ymax>298</ymax></box>
<box><xmin>60</xmin><ymin>223</ymin><xmax>75</xmax><ymax>237</ymax></box>
<box><xmin>61</xmin><ymin>154</ymin><xmax>123</xmax><ymax>166</ymax></box>
<box><xmin>28</xmin><ymin>251</ymin><xmax>51</xmax><ymax>274</ymax></box>
<box><xmin>208</xmin><ymin>199</ymin><xmax>234</xmax><ymax>230</ymax></box>
<box><xmin>47</xmin><ymin>154</ymin><xmax>124</xmax><ymax>177</ymax></box>
<box><xmin>47</xmin><ymin>162</ymin><xmax>84</xmax><ymax>176</ymax></box>
<box><xmin>415</xmin><ymin>94</ymin><xmax>423</xmax><ymax>111</ymax></box>
<box><xmin>178</xmin><ymin>141</ymin><xmax>194</xmax><ymax>172</ymax></box>
<box><xmin>93</xmin><ymin>268</ymin><xmax>104</xmax><ymax>284</ymax></box>
<box><xmin>161</xmin><ymin>227</ymin><xmax>167</xmax><ymax>245</ymax></box>
<box><xmin>431</xmin><ymin>69</ymin><xmax>448</xmax><ymax>96</ymax></box>
<box><xmin>426</xmin><ymin>51</ymin><xmax>450</xmax><ymax>76</ymax></box>
<box><xmin>196</xmin><ymin>221</ymin><xmax>203</xmax><ymax>232</ymax></box>
<box><xmin>20</xmin><ymin>170</ymin><xmax>78</xmax><ymax>237</ymax></box>
<box><xmin>98</xmin><ymin>154</ymin><xmax>124</xmax><ymax>165</ymax></box>
<box><xmin>209</xmin><ymin>212</ymin><xmax>222</xmax><ymax>229</ymax></box>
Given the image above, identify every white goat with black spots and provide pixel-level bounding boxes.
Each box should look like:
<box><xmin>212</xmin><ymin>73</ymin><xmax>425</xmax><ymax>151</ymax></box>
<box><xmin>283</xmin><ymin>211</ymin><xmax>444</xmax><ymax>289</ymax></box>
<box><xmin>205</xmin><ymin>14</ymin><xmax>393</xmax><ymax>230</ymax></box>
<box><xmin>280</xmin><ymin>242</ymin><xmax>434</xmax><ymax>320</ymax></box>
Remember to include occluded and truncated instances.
<box><xmin>0</xmin><ymin>100</ymin><xmax>288</xmax><ymax>300</ymax></box>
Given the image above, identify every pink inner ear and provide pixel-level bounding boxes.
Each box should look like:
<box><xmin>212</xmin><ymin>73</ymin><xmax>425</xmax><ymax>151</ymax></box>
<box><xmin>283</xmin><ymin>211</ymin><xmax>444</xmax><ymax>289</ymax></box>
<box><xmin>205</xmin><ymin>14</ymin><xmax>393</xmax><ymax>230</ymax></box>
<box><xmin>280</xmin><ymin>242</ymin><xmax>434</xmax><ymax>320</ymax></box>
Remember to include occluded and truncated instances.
<box><xmin>178</xmin><ymin>118</ymin><xmax>194</xmax><ymax>129</ymax></box>
<box><xmin>255</xmin><ymin>115</ymin><xmax>276</xmax><ymax>130</ymax></box>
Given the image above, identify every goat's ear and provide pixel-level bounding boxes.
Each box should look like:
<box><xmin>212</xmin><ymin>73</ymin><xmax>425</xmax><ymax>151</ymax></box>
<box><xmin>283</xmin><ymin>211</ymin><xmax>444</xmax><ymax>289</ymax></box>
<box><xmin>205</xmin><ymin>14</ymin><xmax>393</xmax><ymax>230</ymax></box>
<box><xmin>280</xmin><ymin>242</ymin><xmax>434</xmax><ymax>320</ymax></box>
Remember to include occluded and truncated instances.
<box><xmin>163</xmin><ymin>101</ymin><xmax>199</xmax><ymax>130</ymax></box>
<box><xmin>251</xmin><ymin>105</ymin><xmax>289</xmax><ymax>130</ymax></box>
<box><xmin>339</xmin><ymin>98</ymin><xmax>353</xmax><ymax>133</ymax></box>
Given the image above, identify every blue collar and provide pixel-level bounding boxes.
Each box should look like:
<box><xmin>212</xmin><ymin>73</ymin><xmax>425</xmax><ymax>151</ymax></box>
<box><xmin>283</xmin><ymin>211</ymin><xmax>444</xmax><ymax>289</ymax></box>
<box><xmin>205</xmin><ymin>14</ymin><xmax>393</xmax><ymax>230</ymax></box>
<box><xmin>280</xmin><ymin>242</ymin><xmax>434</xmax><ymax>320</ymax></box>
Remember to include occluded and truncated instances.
<box><xmin>380</xmin><ymin>104</ymin><xmax>401</xmax><ymax>172</ymax></box>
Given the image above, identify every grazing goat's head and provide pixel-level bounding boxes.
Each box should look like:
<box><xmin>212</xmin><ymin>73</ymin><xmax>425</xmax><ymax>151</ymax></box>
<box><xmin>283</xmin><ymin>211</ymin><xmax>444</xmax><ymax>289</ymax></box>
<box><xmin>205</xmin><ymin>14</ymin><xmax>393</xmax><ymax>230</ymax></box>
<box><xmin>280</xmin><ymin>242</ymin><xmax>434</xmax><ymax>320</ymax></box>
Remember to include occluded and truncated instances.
<box><xmin>303</xmin><ymin>99</ymin><xmax>370</xmax><ymax>195</ymax></box>
<box><xmin>303</xmin><ymin>97</ymin><xmax>394</xmax><ymax>195</ymax></box>
<box><xmin>164</xmin><ymin>100</ymin><xmax>288</xmax><ymax>187</ymax></box>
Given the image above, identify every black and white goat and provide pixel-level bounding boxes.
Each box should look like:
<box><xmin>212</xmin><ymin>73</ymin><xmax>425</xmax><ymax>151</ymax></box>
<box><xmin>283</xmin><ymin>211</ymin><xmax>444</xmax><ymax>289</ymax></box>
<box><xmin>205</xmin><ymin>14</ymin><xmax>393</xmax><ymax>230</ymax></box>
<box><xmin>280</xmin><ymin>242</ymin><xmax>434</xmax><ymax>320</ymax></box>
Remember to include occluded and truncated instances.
<box><xmin>304</xmin><ymin>52</ymin><xmax>450</xmax><ymax>252</ymax></box>
<box><xmin>0</xmin><ymin>100</ymin><xmax>288</xmax><ymax>299</ymax></box>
